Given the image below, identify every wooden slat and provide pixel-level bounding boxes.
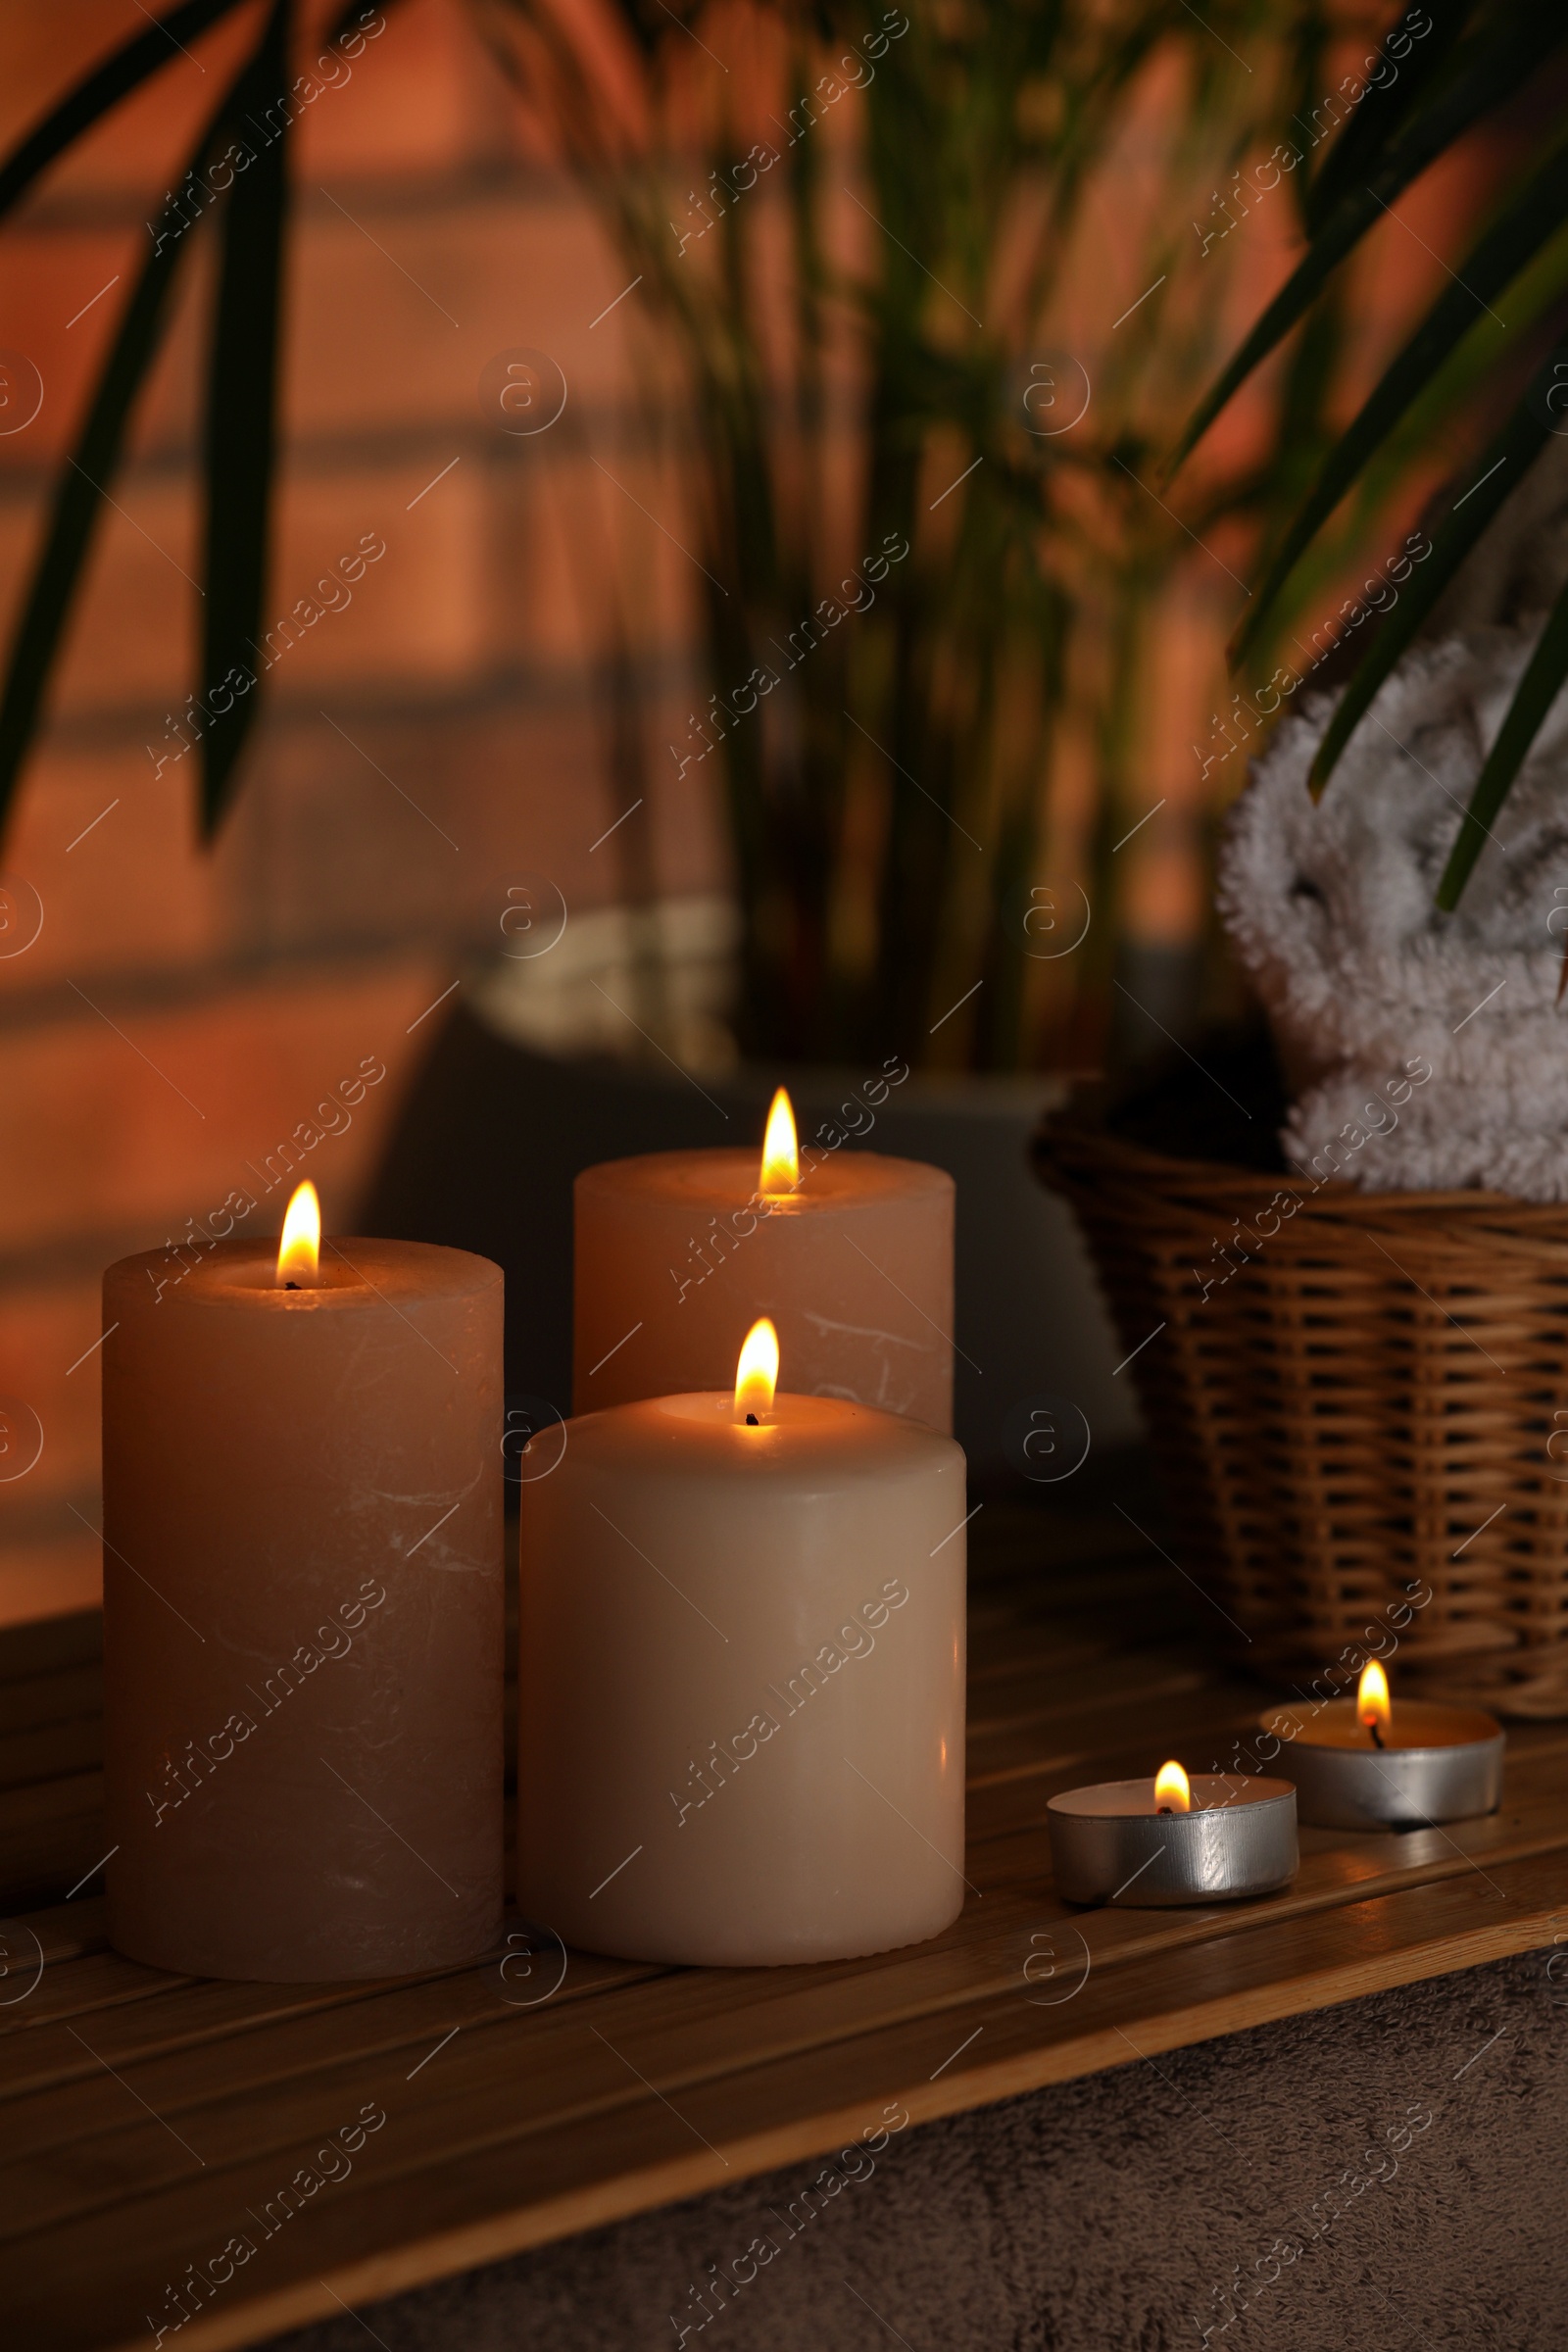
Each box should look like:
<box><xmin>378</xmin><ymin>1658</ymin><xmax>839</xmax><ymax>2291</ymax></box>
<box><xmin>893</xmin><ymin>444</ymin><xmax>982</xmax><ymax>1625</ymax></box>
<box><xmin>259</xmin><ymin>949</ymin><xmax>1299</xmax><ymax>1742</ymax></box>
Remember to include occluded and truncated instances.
<box><xmin>964</xmin><ymin>1647</ymin><xmax>1213</xmax><ymax>1734</ymax></box>
<box><xmin>0</xmin><ymin>1769</ymin><xmax>103</xmax><ymax>1838</ymax></box>
<box><xmin>0</xmin><ymin>1713</ymin><xmax>101</xmax><ymax>1790</ymax></box>
<box><xmin>965</xmin><ymin>1624</ymin><xmax>1124</xmax><ymax>1684</ymax></box>
<box><xmin>968</xmin><ymin>1681</ymin><xmax>1244</xmax><ymax>1784</ymax></box>
<box><xmin>0</xmin><ymin>1658</ymin><xmax>101</xmax><ymax>1736</ymax></box>
<box><xmin>2</xmin><ymin>1895</ymin><xmax>108</xmax><ymax>1966</ymax></box>
<box><xmin>0</xmin><ymin>1951</ymin><xmax>669</xmax><ymax>2180</ymax></box>
<box><xmin>0</xmin><ymin>1611</ymin><xmax>100</xmax><ymax>1686</ymax></box>
<box><xmin>0</xmin><ymin>1957</ymin><xmax>515</xmax><ymax>2102</ymax></box>
<box><xmin>0</xmin><ymin>1770</ymin><xmax>107</xmax><ymax>1911</ymax></box>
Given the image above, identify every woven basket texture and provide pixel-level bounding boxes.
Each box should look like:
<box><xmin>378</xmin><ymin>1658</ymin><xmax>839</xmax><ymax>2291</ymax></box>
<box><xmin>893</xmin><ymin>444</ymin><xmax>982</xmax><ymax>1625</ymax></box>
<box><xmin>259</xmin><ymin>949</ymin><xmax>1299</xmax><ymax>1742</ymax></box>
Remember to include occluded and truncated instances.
<box><xmin>1037</xmin><ymin>1109</ymin><xmax>1568</xmax><ymax>1718</ymax></box>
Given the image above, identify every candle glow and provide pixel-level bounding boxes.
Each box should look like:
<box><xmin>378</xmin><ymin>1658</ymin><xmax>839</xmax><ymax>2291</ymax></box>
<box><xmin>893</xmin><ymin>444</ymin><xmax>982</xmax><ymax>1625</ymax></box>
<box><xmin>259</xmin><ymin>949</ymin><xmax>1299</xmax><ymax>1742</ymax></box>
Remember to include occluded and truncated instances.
<box><xmin>1153</xmin><ymin>1758</ymin><xmax>1191</xmax><ymax>1814</ymax></box>
<box><xmin>734</xmin><ymin>1316</ymin><xmax>779</xmax><ymax>1420</ymax></box>
<box><xmin>275</xmin><ymin>1180</ymin><xmax>321</xmax><ymax>1287</ymax></box>
<box><xmin>759</xmin><ymin>1088</ymin><xmax>799</xmax><ymax>1194</ymax></box>
<box><xmin>1358</xmin><ymin>1658</ymin><xmax>1392</xmax><ymax>1744</ymax></box>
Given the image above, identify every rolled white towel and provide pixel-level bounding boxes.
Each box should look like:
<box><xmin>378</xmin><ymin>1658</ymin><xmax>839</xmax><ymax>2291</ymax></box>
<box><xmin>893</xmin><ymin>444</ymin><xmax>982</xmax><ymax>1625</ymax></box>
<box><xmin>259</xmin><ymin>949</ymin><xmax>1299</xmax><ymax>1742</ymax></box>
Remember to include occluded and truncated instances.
<box><xmin>1217</xmin><ymin>625</ymin><xmax>1568</xmax><ymax>1199</ymax></box>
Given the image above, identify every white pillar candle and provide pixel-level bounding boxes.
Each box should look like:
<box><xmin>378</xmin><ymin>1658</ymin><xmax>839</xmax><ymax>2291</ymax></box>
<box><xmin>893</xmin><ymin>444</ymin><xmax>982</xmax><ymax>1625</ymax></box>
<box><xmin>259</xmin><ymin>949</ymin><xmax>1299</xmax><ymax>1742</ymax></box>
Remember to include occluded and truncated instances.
<box><xmin>572</xmin><ymin>1089</ymin><xmax>956</xmax><ymax>1431</ymax></box>
<box><xmin>518</xmin><ymin>1321</ymin><xmax>967</xmax><ymax>1965</ymax></box>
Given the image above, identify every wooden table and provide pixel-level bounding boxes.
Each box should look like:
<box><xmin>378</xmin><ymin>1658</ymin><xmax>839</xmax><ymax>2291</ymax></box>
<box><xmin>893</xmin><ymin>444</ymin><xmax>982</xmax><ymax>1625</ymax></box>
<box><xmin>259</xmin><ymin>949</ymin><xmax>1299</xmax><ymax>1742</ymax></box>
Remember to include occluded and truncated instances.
<box><xmin>6</xmin><ymin>1489</ymin><xmax>1564</xmax><ymax>2352</ymax></box>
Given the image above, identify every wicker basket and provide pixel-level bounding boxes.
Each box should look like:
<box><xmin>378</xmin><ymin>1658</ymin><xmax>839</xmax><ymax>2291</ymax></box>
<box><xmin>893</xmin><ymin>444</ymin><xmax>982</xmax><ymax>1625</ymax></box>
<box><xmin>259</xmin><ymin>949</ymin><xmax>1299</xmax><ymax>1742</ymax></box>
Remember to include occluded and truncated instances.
<box><xmin>1037</xmin><ymin>1104</ymin><xmax>1568</xmax><ymax>1717</ymax></box>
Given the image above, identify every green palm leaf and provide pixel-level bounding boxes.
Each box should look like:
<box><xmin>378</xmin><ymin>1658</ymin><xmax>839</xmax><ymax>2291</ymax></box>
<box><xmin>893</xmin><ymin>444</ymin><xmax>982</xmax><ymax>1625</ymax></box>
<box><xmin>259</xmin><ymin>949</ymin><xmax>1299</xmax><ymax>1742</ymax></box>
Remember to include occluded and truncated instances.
<box><xmin>326</xmin><ymin>1</ymin><xmax>391</xmax><ymax>36</ymax></box>
<box><xmin>0</xmin><ymin>0</ymin><xmax>246</xmax><ymax>220</ymax></box>
<box><xmin>1168</xmin><ymin>4</ymin><xmax>1568</xmax><ymax>477</ymax></box>
<box><xmin>0</xmin><ymin>70</ymin><xmax>255</xmax><ymax>833</ymax></box>
<box><xmin>1307</xmin><ymin>342</ymin><xmax>1568</xmax><ymax>798</ymax></box>
<box><xmin>199</xmin><ymin>0</ymin><xmax>293</xmax><ymax>836</ymax></box>
<box><xmin>1437</xmin><ymin>568</ymin><xmax>1568</xmax><ymax>906</ymax></box>
<box><xmin>1234</xmin><ymin>136</ymin><xmax>1568</xmax><ymax>663</ymax></box>
<box><xmin>1303</xmin><ymin>0</ymin><xmax>1470</xmax><ymax>232</ymax></box>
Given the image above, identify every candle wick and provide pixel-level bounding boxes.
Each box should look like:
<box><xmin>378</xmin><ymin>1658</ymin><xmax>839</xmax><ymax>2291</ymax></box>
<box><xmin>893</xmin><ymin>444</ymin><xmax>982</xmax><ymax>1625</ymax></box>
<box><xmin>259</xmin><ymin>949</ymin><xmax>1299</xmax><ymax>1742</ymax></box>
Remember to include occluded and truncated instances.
<box><xmin>1366</xmin><ymin>1719</ymin><xmax>1385</xmax><ymax>1749</ymax></box>
<box><xmin>1157</xmin><ymin>1804</ymin><xmax>1171</xmax><ymax>1815</ymax></box>
<box><xmin>745</xmin><ymin>1412</ymin><xmax>759</xmax><ymax>1426</ymax></box>
<box><xmin>284</xmin><ymin>1280</ymin><xmax>300</xmax><ymax>1292</ymax></box>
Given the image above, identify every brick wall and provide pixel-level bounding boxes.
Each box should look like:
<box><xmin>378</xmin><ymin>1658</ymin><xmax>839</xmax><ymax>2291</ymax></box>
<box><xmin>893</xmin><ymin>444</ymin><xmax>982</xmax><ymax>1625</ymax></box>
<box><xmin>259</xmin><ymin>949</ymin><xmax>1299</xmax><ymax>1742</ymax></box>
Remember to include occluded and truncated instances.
<box><xmin>0</xmin><ymin>0</ymin><xmax>722</xmax><ymax>1623</ymax></box>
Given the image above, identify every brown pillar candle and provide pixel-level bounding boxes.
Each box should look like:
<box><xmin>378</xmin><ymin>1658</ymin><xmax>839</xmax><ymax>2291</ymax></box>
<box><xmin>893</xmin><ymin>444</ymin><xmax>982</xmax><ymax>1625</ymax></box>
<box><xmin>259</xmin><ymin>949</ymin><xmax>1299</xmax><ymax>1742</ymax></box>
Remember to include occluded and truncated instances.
<box><xmin>573</xmin><ymin>1089</ymin><xmax>956</xmax><ymax>1431</ymax></box>
<box><xmin>101</xmin><ymin>1185</ymin><xmax>505</xmax><ymax>1981</ymax></box>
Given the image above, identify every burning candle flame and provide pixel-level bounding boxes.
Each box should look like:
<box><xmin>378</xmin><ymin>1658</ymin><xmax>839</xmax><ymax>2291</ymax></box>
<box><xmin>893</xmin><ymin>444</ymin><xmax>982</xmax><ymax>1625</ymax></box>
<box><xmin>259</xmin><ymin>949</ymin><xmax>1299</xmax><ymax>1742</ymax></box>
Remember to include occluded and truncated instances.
<box><xmin>1358</xmin><ymin>1658</ymin><xmax>1391</xmax><ymax>1745</ymax></box>
<box><xmin>734</xmin><ymin>1316</ymin><xmax>779</xmax><ymax>1420</ymax></box>
<box><xmin>276</xmin><ymin>1180</ymin><xmax>321</xmax><ymax>1287</ymax></box>
<box><xmin>760</xmin><ymin>1087</ymin><xmax>798</xmax><ymax>1194</ymax></box>
<box><xmin>1153</xmin><ymin>1759</ymin><xmax>1191</xmax><ymax>1814</ymax></box>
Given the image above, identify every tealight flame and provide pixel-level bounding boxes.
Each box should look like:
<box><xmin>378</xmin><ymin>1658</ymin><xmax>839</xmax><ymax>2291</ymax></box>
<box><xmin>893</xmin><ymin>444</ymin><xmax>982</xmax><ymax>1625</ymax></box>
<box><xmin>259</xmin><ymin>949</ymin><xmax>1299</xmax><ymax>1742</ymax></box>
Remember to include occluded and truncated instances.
<box><xmin>760</xmin><ymin>1087</ymin><xmax>798</xmax><ymax>1194</ymax></box>
<box><xmin>1154</xmin><ymin>1759</ymin><xmax>1192</xmax><ymax>1815</ymax></box>
<box><xmin>734</xmin><ymin>1316</ymin><xmax>779</xmax><ymax>1421</ymax></box>
<box><xmin>1358</xmin><ymin>1658</ymin><xmax>1391</xmax><ymax>1747</ymax></box>
<box><xmin>275</xmin><ymin>1180</ymin><xmax>321</xmax><ymax>1288</ymax></box>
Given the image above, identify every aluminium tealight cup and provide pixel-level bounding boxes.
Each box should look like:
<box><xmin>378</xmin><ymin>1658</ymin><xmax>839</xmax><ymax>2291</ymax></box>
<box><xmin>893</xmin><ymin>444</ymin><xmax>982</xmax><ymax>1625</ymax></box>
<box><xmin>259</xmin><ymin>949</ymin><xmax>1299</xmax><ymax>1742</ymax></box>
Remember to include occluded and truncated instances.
<box><xmin>1048</xmin><ymin>1775</ymin><xmax>1298</xmax><ymax>1907</ymax></box>
<box><xmin>1264</xmin><ymin>1703</ymin><xmax>1504</xmax><ymax>1831</ymax></box>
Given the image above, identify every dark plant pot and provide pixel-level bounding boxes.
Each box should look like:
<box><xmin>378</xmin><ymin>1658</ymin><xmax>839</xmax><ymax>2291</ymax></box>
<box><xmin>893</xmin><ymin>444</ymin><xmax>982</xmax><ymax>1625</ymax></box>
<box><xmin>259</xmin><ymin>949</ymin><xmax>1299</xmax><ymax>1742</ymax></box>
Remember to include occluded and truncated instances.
<box><xmin>361</xmin><ymin>1001</ymin><xmax>1135</xmax><ymax>1479</ymax></box>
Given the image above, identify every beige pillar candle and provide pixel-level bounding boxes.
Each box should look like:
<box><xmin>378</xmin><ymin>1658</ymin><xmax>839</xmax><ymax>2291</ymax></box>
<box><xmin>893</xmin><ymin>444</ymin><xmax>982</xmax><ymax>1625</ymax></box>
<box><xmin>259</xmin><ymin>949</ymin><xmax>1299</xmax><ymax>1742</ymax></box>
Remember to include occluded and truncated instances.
<box><xmin>519</xmin><ymin>1319</ymin><xmax>967</xmax><ymax>1966</ymax></box>
<box><xmin>573</xmin><ymin>1089</ymin><xmax>956</xmax><ymax>1431</ymax></box>
<box><xmin>102</xmin><ymin>1184</ymin><xmax>505</xmax><ymax>1982</ymax></box>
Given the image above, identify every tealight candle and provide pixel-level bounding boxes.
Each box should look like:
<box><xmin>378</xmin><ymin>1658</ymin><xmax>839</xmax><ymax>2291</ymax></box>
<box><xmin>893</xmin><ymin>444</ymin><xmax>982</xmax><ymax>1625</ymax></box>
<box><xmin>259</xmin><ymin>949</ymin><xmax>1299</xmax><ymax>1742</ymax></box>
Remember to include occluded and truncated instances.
<box><xmin>518</xmin><ymin>1320</ymin><xmax>967</xmax><ymax>1966</ymax></box>
<box><xmin>1048</xmin><ymin>1760</ymin><xmax>1298</xmax><ymax>1905</ymax></box>
<box><xmin>1264</xmin><ymin>1661</ymin><xmax>1504</xmax><ymax>1830</ymax></box>
<box><xmin>102</xmin><ymin>1183</ymin><xmax>506</xmax><ymax>1982</ymax></box>
<box><xmin>572</xmin><ymin>1088</ymin><xmax>955</xmax><ymax>1430</ymax></box>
